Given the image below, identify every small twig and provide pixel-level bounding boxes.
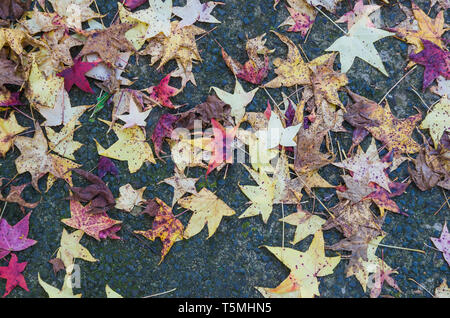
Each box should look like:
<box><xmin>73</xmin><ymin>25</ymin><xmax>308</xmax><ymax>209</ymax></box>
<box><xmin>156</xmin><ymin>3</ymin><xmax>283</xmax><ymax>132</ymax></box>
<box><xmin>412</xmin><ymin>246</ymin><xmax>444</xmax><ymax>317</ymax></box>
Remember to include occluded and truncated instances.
<box><xmin>142</xmin><ymin>288</ymin><xmax>177</xmax><ymax>298</ymax></box>
<box><xmin>314</xmin><ymin>5</ymin><xmax>347</xmax><ymax>35</ymax></box>
<box><xmin>408</xmin><ymin>278</ymin><xmax>434</xmax><ymax>298</ymax></box>
<box><xmin>373</xmin><ymin>242</ymin><xmax>425</xmax><ymax>254</ymax></box>
<box><xmin>378</xmin><ymin>66</ymin><xmax>417</xmax><ymax>104</ymax></box>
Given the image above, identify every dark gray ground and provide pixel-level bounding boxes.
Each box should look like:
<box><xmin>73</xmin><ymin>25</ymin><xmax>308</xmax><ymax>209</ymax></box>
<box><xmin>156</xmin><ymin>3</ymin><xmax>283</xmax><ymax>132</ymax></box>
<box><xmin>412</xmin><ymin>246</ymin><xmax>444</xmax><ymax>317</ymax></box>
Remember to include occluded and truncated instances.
<box><xmin>1</xmin><ymin>0</ymin><xmax>449</xmax><ymax>298</ymax></box>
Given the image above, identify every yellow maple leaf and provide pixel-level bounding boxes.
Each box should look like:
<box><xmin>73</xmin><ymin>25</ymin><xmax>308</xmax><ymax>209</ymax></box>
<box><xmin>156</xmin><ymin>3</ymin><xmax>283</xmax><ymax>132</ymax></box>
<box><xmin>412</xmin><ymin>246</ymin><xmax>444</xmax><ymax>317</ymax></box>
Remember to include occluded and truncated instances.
<box><xmin>420</xmin><ymin>96</ymin><xmax>449</xmax><ymax>149</ymax></box>
<box><xmin>264</xmin><ymin>31</ymin><xmax>333</xmax><ymax>88</ymax></box>
<box><xmin>178</xmin><ymin>188</ymin><xmax>235</xmax><ymax>239</ymax></box>
<box><xmin>95</xmin><ymin>119</ymin><xmax>156</xmax><ymax>173</ymax></box>
<box><xmin>26</xmin><ymin>60</ymin><xmax>64</xmax><ymax>109</ymax></box>
<box><xmin>0</xmin><ymin>112</ymin><xmax>27</xmax><ymax>157</ymax></box>
<box><xmin>56</xmin><ymin>229</ymin><xmax>98</xmax><ymax>272</ymax></box>
<box><xmin>115</xmin><ymin>183</ymin><xmax>146</xmax><ymax>212</ymax></box>
<box><xmin>38</xmin><ymin>273</ymin><xmax>82</xmax><ymax>298</ymax></box>
<box><xmin>256</xmin><ymin>230</ymin><xmax>340</xmax><ymax>298</ymax></box>
<box><xmin>238</xmin><ymin>166</ymin><xmax>276</xmax><ymax>224</ymax></box>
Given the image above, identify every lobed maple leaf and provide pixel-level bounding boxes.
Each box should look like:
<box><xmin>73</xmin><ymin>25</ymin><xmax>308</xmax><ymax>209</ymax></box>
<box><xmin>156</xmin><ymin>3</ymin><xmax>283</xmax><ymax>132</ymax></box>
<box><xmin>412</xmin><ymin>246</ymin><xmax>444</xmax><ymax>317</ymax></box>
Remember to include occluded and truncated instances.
<box><xmin>57</xmin><ymin>58</ymin><xmax>98</xmax><ymax>94</ymax></box>
<box><xmin>409</xmin><ymin>39</ymin><xmax>450</xmax><ymax>90</ymax></box>
<box><xmin>134</xmin><ymin>198</ymin><xmax>184</xmax><ymax>263</ymax></box>
<box><xmin>146</xmin><ymin>74</ymin><xmax>179</xmax><ymax>109</ymax></box>
<box><xmin>178</xmin><ymin>188</ymin><xmax>235</xmax><ymax>239</ymax></box>
<box><xmin>95</xmin><ymin>119</ymin><xmax>156</xmax><ymax>173</ymax></box>
<box><xmin>419</xmin><ymin>96</ymin><xmax>450</xmax><ymax>148</ymax></box>
<box><xmin>0</xmin><ymin>213</ymin><xmax>37</xmax><ymax>259</ymax></box>
<box><xmin>38</xmin><ymin>272</ymin><xmax>81</xmax><ymax>298</ymax></box>
<box><xmin>161</xmin><ymin>168</ymin><xmax>198</xmax><ymax>206</ymax></box>
<box><xmin>115</xmin><ymin>183</ymin><xmax>146</xmax><ymax>212</ymax></box>
<box><xmin>325</xmin><ymin>18</ymin><xmax>394</xmax><ymax>76</ymax></box>
<box><xmin>256</xmin><ymin>230</ymin><xmax>340</xmax><ymax>298</ymax></box>
<box><xmin>0</xmin><ymin>253</ymin><xmax>28</xmax><ymax>297</ymax></box>
<box><xmin>56</xmin><ymin>229</ymin><xmax>98</xmax><ymax>271</ymax></box>
<box><xmin>0</xmin><ymin>180</ymin><xmax>39</xmax><ymax>209</ymax></box>
<box><xmin>335</xmin><ymin>0</ymin><xmax>380</xmax><ymax>29</ymax></box>
<box><xmin>61</xmin><ymin>200</ymin><xmax>122</xmax><ymax>241</ymax></box>
<box><xmin>0</xmin><ymin>112</ymin><xmax>27</xmax><ymax>157</ymax></box>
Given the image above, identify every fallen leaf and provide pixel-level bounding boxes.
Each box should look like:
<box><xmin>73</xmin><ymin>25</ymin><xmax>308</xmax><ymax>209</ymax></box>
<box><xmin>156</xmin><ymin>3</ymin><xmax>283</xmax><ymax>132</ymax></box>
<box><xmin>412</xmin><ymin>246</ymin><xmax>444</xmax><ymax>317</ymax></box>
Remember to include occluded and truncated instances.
<box><xmin>178</xmin><ymin>188</ymin><xmax>235</xmax><ymax>239</ymax></box>
<box><xmin>146</xmin><ymin>73</ymin><xmax>179</xmax><ymax>109</ymax></box>
<box><xmin>56</xmin><ymin>229</ymin><xmax>98</xmax><ymax>271</ymax></box>
<box><xmin>161</xmin><ymin>168</ymin><xmax>198</xmax><ymax>206</ymax></box>
<box><xmin>173</xmin><ymin>0</ymin><xmax>222</xmax><ymax>29</ymax></box>
<box><xmin>61</xmin><ymin>200</ymin><xmax>122</xmax><ymax>241</ymax></box>
<box><xmin>256</xmin><ymin>230</ymin><xmax>340</xmax><ymax>298</ymax></box>
<box><xmin>431</xmin><ymin>221</ymin><xmax>450</xmax><ymax>266</ymax></box>
<box><xmin>0</xmin><ymin>253</ymin><xmax>28</xmax><ymax>297</ymax></box>
<box><xmin>115</xmin><ymin>183</ymin><xmax>146</xmax><ymax>212</ymax></box>
<box><xmin>38</xmin><ymin>272</ymin><xmax>81</xmax><ymax>298</ymax></box>
<box><xmin>0</xmin><ymin>111</ymin><xmax>27</xmax><ymax>157</ymax></box>
<box><xmin>0</xmin><ymin>213</ymin><xmax>37</xmax><ymax>260</ymax></box>
<box><xmin>134</xmin><ymin>198</ymin><xmax>184</xmax><ymax>263</ymax></box>
<box><xmin>95</xmin><ymin>119</ymin><xmax>156</xmax><ymax>173</ymax></box>
<box><xmin>325</xmin><ymin>18</ymin><xmax>394</xmax><ymax>76</ymax></box>
<box><xmin>57</xmin><ymin>57</ymin><xmax>98</xmax><ymax>94</ymax></box>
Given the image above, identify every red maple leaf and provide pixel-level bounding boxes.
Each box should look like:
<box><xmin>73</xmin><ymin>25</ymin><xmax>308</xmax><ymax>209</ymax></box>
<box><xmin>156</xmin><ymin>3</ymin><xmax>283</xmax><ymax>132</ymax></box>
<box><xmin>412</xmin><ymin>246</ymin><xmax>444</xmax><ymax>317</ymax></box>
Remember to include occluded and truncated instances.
<box><xmin>0</xmin><ymin>253</ymin><xmax>29</xmax><ymax>297</ymax></box>
<box><xmin>206</xmin><ymin>119</ymin><xmax>238</xmax><ymax>177</ymax></box>
<box><xmin>146</xmin><ymin>74</ymin><xmax>179</xmax><ymax>109</ymax></box>
<box><xmin>57</xmin><ymin>58</ymin><xmax>99</xmax><ymax>94</ymax></box>
<box><xmin>0</xmin><ymin>213</ymin><xmax>37</xmax><ymax>259</ymax></box>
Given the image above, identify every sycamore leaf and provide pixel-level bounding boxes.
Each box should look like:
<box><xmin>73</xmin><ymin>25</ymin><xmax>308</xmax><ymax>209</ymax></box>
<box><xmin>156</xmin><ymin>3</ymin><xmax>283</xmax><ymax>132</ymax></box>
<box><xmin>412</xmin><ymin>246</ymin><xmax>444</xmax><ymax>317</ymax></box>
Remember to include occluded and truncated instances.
<box><xmin>0</xmin><ymin>0</ymin><xmax>31</xmax><ymax>21</ymax></box>
<box><xmin>56</xmin><ymin>229</ymin><xmax>98</xmax><ymax>271</ymax></box>
<box><xmin>238</xmin><ymin>166</ymin><xmax>276</xmax><ymax>224</ymax></box>
<box><xmin>0</xmin><ymin>57</ymin><xmax>24</xmax><ymax>87</ymax></box>
<box><xmin>70</xmin><ymin>169</ymin><xmax>116</xmax><ymax>214</ymax></box>
<box><xmin>420</xmin><ymin>96</ymin><xmax>450</xmax><ymax>148</ymax></box>
<box><xmin>0</xmin><ymin>213</ymin><xmax>37</xmax><ymax>260</ymax></box>
<box><xmin>141</xmin><ymin>21</ymin><xmax>206</xmax><ymax>71</ymax></box>
<box><xmin>115</xmin><ymin>184</ymin><xmax>146</xmax><ymax>212</ymax></box>
<box><xmin>38</xmin><ymin>272</ymin><xmax>81</xmax><ymax>298</ymax></box>
<box><xmin>279</xmin><ymin>0</ymin><xmax>316</xmax><ymax>36</ymax></box>
<box><xmin>178</xmin><ymin>188</ymin><xmax>235</xmax><ymax>239</ymax></box>
<box><xmin>334</xmin><ymin>138</ymin><xmax>391</xmax><ymax>191</ymax></box>
<box><xmin>0</xmin><ymin>180</ymin><xmax>39</xmax><ymax>209</ymax></box>
<box><xmin>204</xmin><ymin>119</ymin><xmax>238</xmax><ymax>177</ymax></box>
<box><xmin>97</xmin><ymin>156</ymin><xmax>119</xmax><ymax>179</ymax></box>
<box><xmin>221</xmin><ymin>34</ymin><xmax>272</xmax><ymax>85</ymax></box>
<box><xmin>161</xmin><ymin>168</ymin><xmax>198</xmax><ymax>206</ymax></box>
<box><xmin>431</xmin><ymin>221</ymin><xmax>450</xmax><ymax>266</ymax></box>
<box><xmin>256</xmin><ymin>230</ymin><xmax>340</xmax><ymax>298</ymax></box>
<box><xmin>152</xmin><ymin>113</ymin><xmax>179</xmax><ymax>159</ymax></box>
<box><xmin>134</xmin><ymin>198</ymin><xmax>184</xmax><ymax>263</ymax></box>
<box><xmin>95</xmin><ymin>119</ymin><xmax>156</xmax><ymax>173</ymax></box>
<box><xmin>0</xmin><ymin>253</ymin><xmax>29</xmax><ymax>297</ymax></box>
<box><xmin>325</xmin><ymin>18</ymin><xmax>394</xmax><ymax>76</ymax></box>
<box><xmin>173</xmin><ymin>0</ymin><xmax>222</xmax><ymax>29</ymax></box>
<box><xmin>0</xmin><ymin>112</ymin><xmax>27</xmax><ymax>157</ymax></box>
<box><xmin>61</xmin><ymin>200</ymin><xmax>122</xmax><ymax>241</ymax></box>
<box><xmin>279</xmin><ymin>205</ymin><xmax>326</xmax><ymax>245</ymax></box>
